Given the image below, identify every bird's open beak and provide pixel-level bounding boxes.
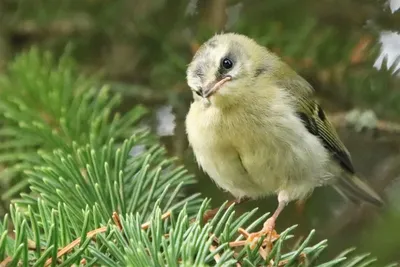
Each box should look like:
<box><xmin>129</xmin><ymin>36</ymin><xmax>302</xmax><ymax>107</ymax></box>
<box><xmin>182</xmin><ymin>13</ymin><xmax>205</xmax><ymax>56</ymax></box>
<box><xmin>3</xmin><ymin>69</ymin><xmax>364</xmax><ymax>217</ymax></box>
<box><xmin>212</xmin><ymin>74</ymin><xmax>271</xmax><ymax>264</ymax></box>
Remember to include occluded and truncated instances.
<box><xmin>202</xmin><ymin>76</ymin><xmax>232</xmax><ymax>98</ymax></box>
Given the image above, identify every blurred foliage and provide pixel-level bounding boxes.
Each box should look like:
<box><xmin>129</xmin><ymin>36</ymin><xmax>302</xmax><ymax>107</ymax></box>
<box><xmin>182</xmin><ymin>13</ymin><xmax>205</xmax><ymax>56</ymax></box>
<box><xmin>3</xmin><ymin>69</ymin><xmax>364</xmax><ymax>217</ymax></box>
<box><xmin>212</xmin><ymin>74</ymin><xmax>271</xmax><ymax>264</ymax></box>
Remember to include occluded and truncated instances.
<box><xmin>0</xmin><ymin>48</ymin><xmax>152</xmax><ymax>205</ymax></box>
<box><xmin>0</xmin><ymin>47</ymin><xmax>397</xmax><ymax>267</ymax></box>
<box><xmin>0</xmin><ymin>0</ymin><xmax>399</xmax><ymax>118</ymax></box>
<box><xmin>0</xmin><ymin>0</ymin><xmax>399</xmax><ymax>266</ymax></box>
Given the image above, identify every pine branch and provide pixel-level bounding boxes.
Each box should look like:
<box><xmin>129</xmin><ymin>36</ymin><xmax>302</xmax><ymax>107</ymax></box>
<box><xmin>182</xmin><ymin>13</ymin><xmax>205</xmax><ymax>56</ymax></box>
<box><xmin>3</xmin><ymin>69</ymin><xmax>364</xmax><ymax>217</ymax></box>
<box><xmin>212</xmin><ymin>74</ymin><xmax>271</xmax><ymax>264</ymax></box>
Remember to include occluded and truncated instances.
<box><xmin>329</xmin><ymin>110</ymin><xmax>400</xmax><ymax>135</ymax></box>
<box><xmin>0</xmin><ymin>47</ymin><xmax>149</xmax><ymax>200</ymax></box>
<box><xmin>0</xmin><ymin>49</ymin><xmax>397</xmax><ymax>267</ymax></box>
<box><xmin>0</xmin><ymin>198</ymin><xmax>395</xmax><ymax>266</ymax></box>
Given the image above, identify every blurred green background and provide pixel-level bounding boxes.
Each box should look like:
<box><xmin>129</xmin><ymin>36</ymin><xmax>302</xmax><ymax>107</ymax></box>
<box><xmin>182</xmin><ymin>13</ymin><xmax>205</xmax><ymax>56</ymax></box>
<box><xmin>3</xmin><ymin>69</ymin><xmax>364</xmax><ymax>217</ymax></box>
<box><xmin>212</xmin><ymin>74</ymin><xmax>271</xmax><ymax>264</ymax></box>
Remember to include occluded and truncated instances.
<box><xmin>0</xmin><ymin>0</ymin><xmax>400</xmax><ymax>265</ymax></box>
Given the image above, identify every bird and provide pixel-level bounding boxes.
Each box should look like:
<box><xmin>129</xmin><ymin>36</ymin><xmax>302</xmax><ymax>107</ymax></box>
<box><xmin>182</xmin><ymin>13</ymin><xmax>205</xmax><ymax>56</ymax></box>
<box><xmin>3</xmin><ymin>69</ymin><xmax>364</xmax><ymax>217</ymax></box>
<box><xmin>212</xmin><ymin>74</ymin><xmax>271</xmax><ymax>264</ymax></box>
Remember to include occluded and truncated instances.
<box><xmin>185</xmin><ymin>32</ymin><xmax>383</xmax><ymax>243</ymax></box>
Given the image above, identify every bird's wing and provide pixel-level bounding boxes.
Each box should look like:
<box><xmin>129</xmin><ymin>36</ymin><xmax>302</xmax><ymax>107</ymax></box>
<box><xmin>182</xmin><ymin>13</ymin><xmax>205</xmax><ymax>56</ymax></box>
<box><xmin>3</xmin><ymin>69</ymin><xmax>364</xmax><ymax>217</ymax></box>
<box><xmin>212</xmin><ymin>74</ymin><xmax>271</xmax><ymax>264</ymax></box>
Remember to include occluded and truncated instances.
<box><xmin>277</xmin><ymin>76</ymin><xmax>355</xmax><ymax>173</ymax></box>
<box><xmin>279</xmin><ymin>77</ymin><xmax>383</xmax><ymax>206</ymax></box>
<box><xmin>295</xmin><ymin>96</ymin><xmax>355</xmax><ymax>174</ymax></box>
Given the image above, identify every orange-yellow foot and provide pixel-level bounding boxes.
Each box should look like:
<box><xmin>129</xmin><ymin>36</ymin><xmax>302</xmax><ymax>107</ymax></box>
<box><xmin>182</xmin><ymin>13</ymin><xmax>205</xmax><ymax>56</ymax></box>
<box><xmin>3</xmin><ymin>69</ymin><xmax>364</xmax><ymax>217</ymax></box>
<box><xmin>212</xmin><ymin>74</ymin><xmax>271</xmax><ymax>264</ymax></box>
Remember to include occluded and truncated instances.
<box><xmin>230</xmin><ymin>191</ymin><xmax>288</xmax><ymax>251</ymax></box>
<box><xmin>230</xmin><ymin>218</ymin><xmax>280</xmax><ymax>250</ymax></box>
<box><xmin>246</xmin><ymin>217</ymin><xmax>279</xmax><ymax>249</ymax></box>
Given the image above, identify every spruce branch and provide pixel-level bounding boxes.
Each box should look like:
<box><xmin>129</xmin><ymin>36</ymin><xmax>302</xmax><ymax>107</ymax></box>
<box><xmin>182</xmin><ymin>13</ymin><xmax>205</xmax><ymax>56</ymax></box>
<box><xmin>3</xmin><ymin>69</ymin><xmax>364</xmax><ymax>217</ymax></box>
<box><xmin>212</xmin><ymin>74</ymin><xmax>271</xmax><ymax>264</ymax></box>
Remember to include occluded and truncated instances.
<box><xmin>1</xmin><ymin>199</ymin><xmax>394</xmax><ymax>266</ymax></box>
<box><xmin>0</xmin><ymin>49</ymin><xmax>397</xmax><ymax>267</ymax></box>
<box><xmin>0</xmin><ymin>47</ymin><xmax>149</xmax><ymax>200</ymax></box>
<box><xmin>329</xmin><ymin>110</ymin><xmax>400</xmax><ymax>135</ymax></box>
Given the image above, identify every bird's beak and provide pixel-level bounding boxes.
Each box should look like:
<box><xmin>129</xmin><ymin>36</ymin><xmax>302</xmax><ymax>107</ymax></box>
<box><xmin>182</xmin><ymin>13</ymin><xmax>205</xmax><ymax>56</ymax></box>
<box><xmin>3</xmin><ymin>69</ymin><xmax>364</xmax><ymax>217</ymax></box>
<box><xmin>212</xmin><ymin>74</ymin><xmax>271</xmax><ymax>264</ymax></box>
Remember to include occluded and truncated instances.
<box><xmin>202</xmin><ymin>76</ymin><xmax>232</xmax><ymax>98</ymax></box>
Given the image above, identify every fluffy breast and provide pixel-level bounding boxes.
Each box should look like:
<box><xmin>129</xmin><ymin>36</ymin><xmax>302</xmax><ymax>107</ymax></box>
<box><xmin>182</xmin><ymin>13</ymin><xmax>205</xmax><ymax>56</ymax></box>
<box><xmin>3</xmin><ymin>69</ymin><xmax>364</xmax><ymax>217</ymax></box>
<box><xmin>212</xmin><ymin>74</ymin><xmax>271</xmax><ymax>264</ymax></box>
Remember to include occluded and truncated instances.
<box><xmin>186</xmin><ymin>103</ymin><xmax>259</xmax><ymax>198</ymax></box>
<box><xmin>231</xmin><ymin>102</ymin><xmax>332</xmax><ymax>201</ymax></box>
<box><xmin>186</xmin><ymin>92</ymin><xmax>332</xmax><ymax>201</ymax></box>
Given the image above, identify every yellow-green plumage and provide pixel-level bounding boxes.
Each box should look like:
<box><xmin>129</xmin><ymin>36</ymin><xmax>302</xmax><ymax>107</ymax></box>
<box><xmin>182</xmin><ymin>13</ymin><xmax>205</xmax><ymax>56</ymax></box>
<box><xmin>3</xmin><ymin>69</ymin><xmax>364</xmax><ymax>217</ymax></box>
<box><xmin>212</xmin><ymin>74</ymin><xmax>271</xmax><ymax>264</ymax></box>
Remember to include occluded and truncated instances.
<box><xmin>279</xmin><ymin>69</ymin><xmax>383</xmax><ymax>206</ymax></box>
<box><xmin>185</xmin><ymin>32</ymin><xmax>383</xmax><ymax>209</ymax></box>
<box><xmin>297</xmin><ymin>96</ymin><xmax>383</xmax><ymax>206</ymax></box>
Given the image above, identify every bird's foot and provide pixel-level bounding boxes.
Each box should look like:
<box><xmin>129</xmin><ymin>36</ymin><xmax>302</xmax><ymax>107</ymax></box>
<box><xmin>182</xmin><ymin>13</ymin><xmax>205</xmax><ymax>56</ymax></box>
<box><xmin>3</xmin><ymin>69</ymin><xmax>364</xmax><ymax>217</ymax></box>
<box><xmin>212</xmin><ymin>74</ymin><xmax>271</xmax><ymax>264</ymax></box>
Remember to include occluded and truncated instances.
<box><xmin>231</xmin><ymin>218</ymin><xmax>280</xmax><ymax>251</ymax></box>
<box><xmin>247</xmin><ymin>218</ymin><xmax>278</xmax><ymax>249</ymax></box>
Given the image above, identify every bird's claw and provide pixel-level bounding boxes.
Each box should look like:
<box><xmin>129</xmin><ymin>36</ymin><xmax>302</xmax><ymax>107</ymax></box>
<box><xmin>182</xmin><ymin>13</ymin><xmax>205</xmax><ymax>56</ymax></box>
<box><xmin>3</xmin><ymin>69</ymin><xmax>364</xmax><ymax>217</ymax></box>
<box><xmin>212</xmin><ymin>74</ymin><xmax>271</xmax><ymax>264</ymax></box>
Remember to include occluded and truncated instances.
<box><xmin>247</xmin><ymin>231</ymin><xmax>267</xmax><ymax>249</ymax></box>
<box><xmin>246</xmin><ymin>217</ymin><xmax>276</xmax><ymax>247</ymax></box>
<box><xmin>237</xmin><ymin>221</ymin><xmax>280</xmax><ymax>250</ymax></box>
<box><xmin>246</xmin><ymin>229</ymin><xmax>280</xmax><ymax>249</ymax></box>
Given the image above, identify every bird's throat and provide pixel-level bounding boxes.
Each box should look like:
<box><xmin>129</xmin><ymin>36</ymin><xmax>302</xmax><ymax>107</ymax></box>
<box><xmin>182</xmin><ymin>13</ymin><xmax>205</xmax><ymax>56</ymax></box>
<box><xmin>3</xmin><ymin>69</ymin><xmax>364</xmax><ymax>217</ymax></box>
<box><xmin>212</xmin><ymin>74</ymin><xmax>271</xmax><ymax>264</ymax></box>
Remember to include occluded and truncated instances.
<box><xmin>201</xmin><ymin>97</ymin><xmax>212</xmax><ymax>108</ymax></box>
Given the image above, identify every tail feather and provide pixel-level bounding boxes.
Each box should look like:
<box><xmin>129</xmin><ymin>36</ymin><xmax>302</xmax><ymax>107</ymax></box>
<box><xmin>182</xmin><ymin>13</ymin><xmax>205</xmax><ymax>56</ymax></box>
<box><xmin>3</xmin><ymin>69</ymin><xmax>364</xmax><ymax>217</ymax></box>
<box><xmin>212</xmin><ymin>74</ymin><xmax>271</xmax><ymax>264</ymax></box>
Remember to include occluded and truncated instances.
<box><xmin>332</xmin><ymin>185</ymin><xmax>361</xmax><ymax>205</ymax></box>
<box><xmin>335</xmin><ymin>174</ymin><xmax>384</xmax><ymax>207</ymax></box>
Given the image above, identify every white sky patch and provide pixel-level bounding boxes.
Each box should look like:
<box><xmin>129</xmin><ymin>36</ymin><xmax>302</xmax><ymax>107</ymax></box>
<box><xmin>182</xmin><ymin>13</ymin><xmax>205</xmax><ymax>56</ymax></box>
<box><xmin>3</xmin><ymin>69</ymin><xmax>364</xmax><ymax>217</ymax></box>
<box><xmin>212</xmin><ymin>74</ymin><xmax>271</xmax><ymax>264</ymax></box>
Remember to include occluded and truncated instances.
<box><xmin>156</xmin><ymin>105</ymin><xmax>176</xmax><ymax>136</ymax></box>
<box><xmin>374</xmin><ymin>0</ymin><xmax>400</xmax><ymax>73</ymax></box>
<box><xmin>389</xmin><ymin>0</ymin><xmax>400</xmax><ymax>12</ymax></box>
<box><xmin>374</xmin><ymin>31</ymin><xmax>400</xmax><ymax>74</ymax></box>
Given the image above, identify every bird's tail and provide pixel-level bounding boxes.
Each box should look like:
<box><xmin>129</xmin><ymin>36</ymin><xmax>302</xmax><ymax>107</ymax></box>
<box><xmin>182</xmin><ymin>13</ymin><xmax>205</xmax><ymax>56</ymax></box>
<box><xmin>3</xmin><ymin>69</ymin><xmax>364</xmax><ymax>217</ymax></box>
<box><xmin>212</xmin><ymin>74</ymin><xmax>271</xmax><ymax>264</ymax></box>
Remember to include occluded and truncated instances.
<box><xmin>333</xmin><ymin>174</ymin><xmax>384</xmax><ymax>207</ymax></box>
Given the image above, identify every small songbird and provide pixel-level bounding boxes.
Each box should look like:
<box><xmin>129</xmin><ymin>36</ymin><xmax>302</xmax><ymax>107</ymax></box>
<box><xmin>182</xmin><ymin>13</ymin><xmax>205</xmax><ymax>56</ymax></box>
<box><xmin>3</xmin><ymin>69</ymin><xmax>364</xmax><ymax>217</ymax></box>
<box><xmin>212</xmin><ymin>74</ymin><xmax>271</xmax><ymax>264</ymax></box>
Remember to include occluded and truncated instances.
<box><xmin>185</xmin><ymin>33</ymin><xmax>383</xmax><ymax>241</ymax></box>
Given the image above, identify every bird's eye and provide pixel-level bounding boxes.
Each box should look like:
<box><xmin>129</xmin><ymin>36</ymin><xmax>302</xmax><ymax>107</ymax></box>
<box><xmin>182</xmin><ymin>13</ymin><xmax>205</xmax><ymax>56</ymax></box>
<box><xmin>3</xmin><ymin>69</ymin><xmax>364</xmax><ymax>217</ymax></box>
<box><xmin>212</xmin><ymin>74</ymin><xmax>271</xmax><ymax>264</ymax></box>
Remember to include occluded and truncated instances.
<box><xmin>221</xmin><ymin>58</ymin><xmax>233</xmax><ymax>70</ymax></box>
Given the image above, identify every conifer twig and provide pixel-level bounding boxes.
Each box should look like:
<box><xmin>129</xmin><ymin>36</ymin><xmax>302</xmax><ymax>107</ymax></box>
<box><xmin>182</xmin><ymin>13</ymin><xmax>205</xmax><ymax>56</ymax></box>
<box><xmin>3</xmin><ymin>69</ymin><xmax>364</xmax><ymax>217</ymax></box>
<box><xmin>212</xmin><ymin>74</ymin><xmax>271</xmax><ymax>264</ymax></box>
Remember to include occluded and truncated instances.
<box><xmin>0</xmin><ymin>211</ymin><xmax>172</xmax><ymax>266</ymax></box>
<box><xmin>328</xmin><ymin>111</ymin><xmax>400</xmax><ymax>134</ymax></box>
<box><xmin>43</xmin><ymin>226</ymin><xmax>108</xmax><ymax>266</ymax></box>
<box><xmin>209</xmin><ymin>245</ymin><xmax>221</xmax><ymax>263</ymax></box>
<box><xmin>268</xmin><ymin>253</ymin><xmax>307</xmax><ymax>267</ymax></box>
<box><xmin>112</xmin><ymin>212</ymin><xmax>123</xmax><ymax>231</ymax></box>
<box><xmin>141</xmin><ymin>211</ymin><xmax>171</xmax><ymax>230</ymax></box>
<box><xmin>43</xmin><ymin>211</ymin><xmax>171</xmax><ymax>266</ymax></box>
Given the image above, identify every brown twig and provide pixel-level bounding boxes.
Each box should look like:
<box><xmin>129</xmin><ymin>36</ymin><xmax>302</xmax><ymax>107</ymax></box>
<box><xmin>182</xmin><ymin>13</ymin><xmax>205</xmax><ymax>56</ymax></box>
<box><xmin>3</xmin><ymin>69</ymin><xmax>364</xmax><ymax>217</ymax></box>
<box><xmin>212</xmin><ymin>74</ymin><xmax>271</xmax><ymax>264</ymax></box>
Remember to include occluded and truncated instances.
<box><xmin>141</xmin><ymin>211</ymin><xmax>171</xmax><ymax>230</ymax></box>
<box><xmin>200</xmin><ymin>199</ymin><xmax>244</xmax><ymax>224</ymax></box>
<box><xmin>44</xmin><ymin>226</ymin><xmax>107</xmax><ymax>266</ymax></box>
<box><xmin>1</xmin><ymin>206</ymin><xmax>302</xmax><ymax>266</ymax></box>
<box><xmin>191</xmin><ymin>198</ymin><xmax>249</xmax><ymax>224</ymax></box>
<box><xmin>0</xmin><ymin>211</ymin><xmax>171</xmax><ymax>267</ymax></box>
<box><xmin>350</xmin><ymin>35</ymin><xmax>373</xmax><ymax>64</ymax></box>
<box><xmin>328</xmin><ymin>111</ymin><xmax>400</xmax><ymax>135</ymax></box>
<box><xmin>268</xmin><ymin>252</ymin><xmax>307</xmax><ymax>267</ymax></box>
<box><xmin>112</xmin><ymin>211</ymin><xmax>123</xmax><ymax>231</ymax></box>
<box><xmin>0</xmin><ymin>257</ymin><xmax>11</xmax><ymax>266</ymax></box>
<box><xmin>209</xmin><ymin>244</ymin><xmax>221</xmax><ymax>263</ymax></box>
<box><xmin>43</xmin><ymin>211</ymin><xmax>171</xmax><ymax>266</ymax></box>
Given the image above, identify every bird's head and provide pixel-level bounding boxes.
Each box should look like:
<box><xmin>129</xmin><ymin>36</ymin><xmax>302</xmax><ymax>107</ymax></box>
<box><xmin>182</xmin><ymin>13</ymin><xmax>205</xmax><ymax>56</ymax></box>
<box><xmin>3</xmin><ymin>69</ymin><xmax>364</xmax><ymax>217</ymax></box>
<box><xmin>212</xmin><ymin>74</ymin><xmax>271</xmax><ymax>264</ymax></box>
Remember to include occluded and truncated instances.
<box><xmin>186</xmin><ymin>33</ymin><xmax>282</xmax><ymax>107</ymax></box>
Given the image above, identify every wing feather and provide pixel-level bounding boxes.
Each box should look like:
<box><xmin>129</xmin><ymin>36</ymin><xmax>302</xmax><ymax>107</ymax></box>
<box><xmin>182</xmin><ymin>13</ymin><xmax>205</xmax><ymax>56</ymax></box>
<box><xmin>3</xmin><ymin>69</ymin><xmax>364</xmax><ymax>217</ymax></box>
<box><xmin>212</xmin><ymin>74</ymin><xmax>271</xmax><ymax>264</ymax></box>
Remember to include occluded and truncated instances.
<box><xmin>296</xmin><ymin>97</ymin><xmax>355</xmax><ymax>174</ymax></box>
<box><xmin>277</xmin><ymin>75</ymin><xmax>383</xmax><ymax>206</ymax></box>
<box><xmin>277</xmin><ymin>75</ymin><xmax>354</xmax><ymax>173</ymax></box>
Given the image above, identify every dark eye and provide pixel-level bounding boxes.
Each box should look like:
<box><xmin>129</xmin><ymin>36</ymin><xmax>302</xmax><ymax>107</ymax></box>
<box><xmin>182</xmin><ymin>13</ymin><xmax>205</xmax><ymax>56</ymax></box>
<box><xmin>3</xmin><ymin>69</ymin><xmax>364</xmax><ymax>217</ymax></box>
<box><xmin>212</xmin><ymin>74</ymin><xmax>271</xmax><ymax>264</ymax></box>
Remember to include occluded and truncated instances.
<box><xmin>221</xmin><ymin>58</ymin><xmax>233</xmax><ymax>70</ymax></box>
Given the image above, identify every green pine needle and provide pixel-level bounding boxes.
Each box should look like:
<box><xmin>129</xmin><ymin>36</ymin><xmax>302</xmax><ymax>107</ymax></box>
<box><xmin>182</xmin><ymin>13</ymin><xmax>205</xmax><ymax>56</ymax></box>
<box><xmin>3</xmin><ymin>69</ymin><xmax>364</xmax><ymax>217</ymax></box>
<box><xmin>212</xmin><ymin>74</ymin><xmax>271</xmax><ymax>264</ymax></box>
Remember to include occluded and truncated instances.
<box><xmin>0</xmin><ymin>48</ymin><xmax>397</xmax><ymax>267</ymax></box>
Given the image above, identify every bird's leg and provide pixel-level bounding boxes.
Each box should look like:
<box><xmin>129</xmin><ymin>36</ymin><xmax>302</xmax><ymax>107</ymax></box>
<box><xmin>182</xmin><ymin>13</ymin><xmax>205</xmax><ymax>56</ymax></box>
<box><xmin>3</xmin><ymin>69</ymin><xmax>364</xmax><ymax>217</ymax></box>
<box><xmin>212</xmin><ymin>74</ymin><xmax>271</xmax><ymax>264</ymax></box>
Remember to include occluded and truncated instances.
<box><xmin>245</xmin><ymin>191</ymin><xmax>289</xmax><ymax>248</ymax></box>
<box><xmin>202</xmin><ymin>198</ymin><xmax>248</xmax><ymax>223</ymax></box>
